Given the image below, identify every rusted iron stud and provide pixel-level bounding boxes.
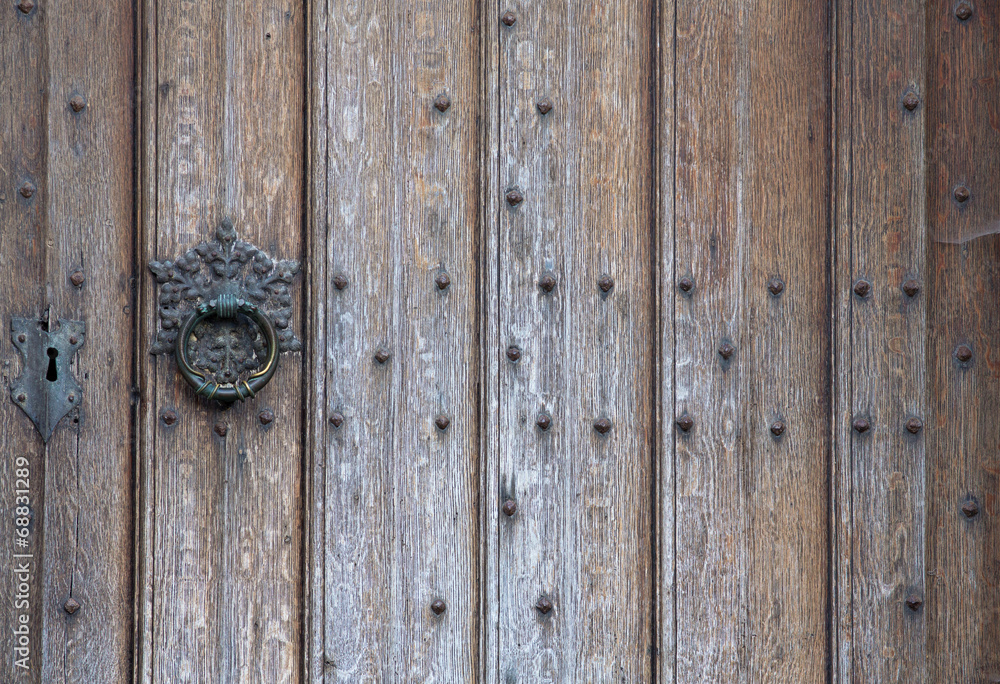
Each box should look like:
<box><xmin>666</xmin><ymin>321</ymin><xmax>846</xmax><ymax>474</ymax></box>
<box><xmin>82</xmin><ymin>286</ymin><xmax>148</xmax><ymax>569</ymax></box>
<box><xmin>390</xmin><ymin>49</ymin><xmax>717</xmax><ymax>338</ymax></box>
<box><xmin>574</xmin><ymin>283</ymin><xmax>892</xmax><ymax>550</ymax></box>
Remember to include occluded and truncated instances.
<box><xmin>161</xmin><ymin>409</ymin><xmax>178</xmax><ymax>426</ymax></box>
<box><xmin>259</xmin><ymin>408</ymin><xmax>275</xmax><ymax>425</ymax></box>
<box><xmin>214</xmin><ymin>422</ymin><xmax>228</xmax><ymax>437</ymax></box>
<box><xmin>954</xmin><ymin>185</ymin><xmax>970</xmax><ymax>203</ymax></box>
<box><xmin>374</xmin><ymin>347</ymin><xmax>391</xmax><ymax>364</ymax></box>
<box><xmin>718</xmin><ymin>341</ymin><xmax>735</xmax><ymax>360</ymax></box>
<box><xmin>19</xmin><ymin>181</ymin><xmax>36</xmax><ymax>199</ymax></box>
<box><xmin>506</xmin><ymin>345</ymin><xmax>521</xmax><ymax>362</ymax></box>
<box><xmin>502</xmin><ymin>499</ymin><xmax>517</xmax><ymax>517</ymax></box>
<box><xmin>69</xmin><ymin>94</ymin><xmax>87</xmax><ymax>113</ymax></box>
<box><xmin>63</xmin><ymin>598</ymin><xmax>80</xmax><ymax>615</ymax></box>
<box><xmin>435</xmin><ymin>271</ymin><xmax>451</xmax><ymax>290</ymax></box>
<box><xmin>16</xmin><ymin>0</ymin><xmax>34</xmax><ymax>14</ymax></box>
<box><xmin>905</xmin><ymin>594</ymin><xmax>923</xmax><ymax>612</ymax></box>
<box><xmin>538</xmin><ymin>272</ymin><xmax>557</xmax><ymax>293</ymax></box>
<box><xmin>852</xmin><ymin>417</ymin><xmax>870</xmax><ymax>433</ymax></box>
<box><xmin>902</xmin><ymin>91</ymin><xmax>920</xmax><ymax>111</ymax></box>
<box><xmin>435</xmin><ymin>415</ymin><xmax>450</xmax><ymax>431</ymax></box>
<box><xmin>597</xmin><ymin>274</ymin><xmax>614</xmax><ymax>293</ymax></box>
<box><xmin>954</xmin><ymin>344</ymin><xmax>973</xmax><ymax>363</ymax></box>
<box><xmin>535</xmin><ymin>413</ymin><xmax>551</xmax><ymax>431</ymax></box>
<box><xmin>332</xmin><ymin>274</ymin><xmax>348</xmax><ymax>290</ymax></box>
<box><xmin>955</xmin><ymin>1</ymin><xmax>973</xmax><ymax>20</ymax></box>
<box><xmin>501</xmin><ymin>11</ymin><xmax>516</xmax><ymax>26</ymax></box>
<box><xmin>901</xmin><ymin>279</ymin><xmax>920</xmax><ymax>297</ymax></box>
<box><xmin>767</xmin><ymin>277</ymin><xmax>784</xmax><ymax>296</ymax></box>
<box><xmin>17</xmin><ymin>334</ymin><xmax>26</xmax><ymax>343</ymax></box>
<box><xmin>678</xmin><ymin>277</ymin><xmax>694</xmax><ymax>294</ymax></box>
<box><xmin>905</xmin><ymin>417</ymin><xmax>923</xmax><ymax>434</ymax></box>
<box><xmin>770</xmin><ymin>420</ymin><xmax>785</xmax><ymax>437</ymax></box>
<box><xmin>536</xmin><ymin>98</ymin><xmax>553</xmax><ymax>115</ymax></box>
<box><xmin>961</xmin><ymin>499</ymin><xmax>980</xmax><ymax>518</ymax></box>
<box><xmin>676</xmin><ymin>414</ymin><xmax>693</xmax><ymax>432</ymax></box>
<box><xmin>70</xmin><ymin>270</ymin><xmax>86</xmax><ymax>287</ymax></box>
<box><xmin>593</xmin><ymin>417</ymin><xmax>612</xmax><ymax>434</ymax></box>
<box><xmin>853</xmin><ymin>279</ymin><xmax>871</xmax><ymax>298</ymax></box>
<box><xmin>505</xmin><ymin>189</ymin><xmax>524</xmax><ymax>206</ymax></box>
<box><xmin>433</xmin><ymin>94</ymin><xmax>451</xmax><ymax>112</ymax></box>
<box><xmin>329</xmin><ymin>411</ymin><xmax>344</xmax><ymax>428</ymax></box>
<box><xmin>431</xmin><ymin>599</ymin><xmax>447</xmax><ymax>616</ymax></box>
<box><xmin>535</xmin><ymin>597</ymin><xmax>553</xmax><ymax>614</ymax></box>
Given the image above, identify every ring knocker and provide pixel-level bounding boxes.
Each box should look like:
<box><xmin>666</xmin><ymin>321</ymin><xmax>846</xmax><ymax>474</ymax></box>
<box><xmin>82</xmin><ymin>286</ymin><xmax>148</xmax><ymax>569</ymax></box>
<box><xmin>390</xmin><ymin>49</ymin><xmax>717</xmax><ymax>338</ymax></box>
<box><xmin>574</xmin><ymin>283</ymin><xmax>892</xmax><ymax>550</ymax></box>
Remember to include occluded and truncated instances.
<box><xmin>148</xmin><ymin>219</ymin><xmax>301</xmax><ymax>404</ymax></box>
<box><xmin>175</xmin><ymin>294</ymin><xmax>279</xmax><ymax>403</ymax></box>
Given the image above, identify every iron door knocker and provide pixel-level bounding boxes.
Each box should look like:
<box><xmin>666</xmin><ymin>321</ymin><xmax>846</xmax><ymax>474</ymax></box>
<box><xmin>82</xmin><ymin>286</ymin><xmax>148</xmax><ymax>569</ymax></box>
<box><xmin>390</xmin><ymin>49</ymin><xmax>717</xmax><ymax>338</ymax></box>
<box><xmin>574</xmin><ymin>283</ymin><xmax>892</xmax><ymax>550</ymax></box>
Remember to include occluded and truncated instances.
<box><xmin>149</xmin><ymin>218</ymin><xmax>301</xmax><ymax>404</ymax></box>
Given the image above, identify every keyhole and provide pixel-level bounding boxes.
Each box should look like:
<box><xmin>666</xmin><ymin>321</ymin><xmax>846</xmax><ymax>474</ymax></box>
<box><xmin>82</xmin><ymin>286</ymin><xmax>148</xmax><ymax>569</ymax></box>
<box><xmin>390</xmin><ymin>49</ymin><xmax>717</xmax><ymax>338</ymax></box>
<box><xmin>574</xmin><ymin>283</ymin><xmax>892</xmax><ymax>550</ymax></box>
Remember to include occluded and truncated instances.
<box><xmin>46</xmin><ymin>347</ymin><xmax>58</xmax><ymax>381</ymax></box>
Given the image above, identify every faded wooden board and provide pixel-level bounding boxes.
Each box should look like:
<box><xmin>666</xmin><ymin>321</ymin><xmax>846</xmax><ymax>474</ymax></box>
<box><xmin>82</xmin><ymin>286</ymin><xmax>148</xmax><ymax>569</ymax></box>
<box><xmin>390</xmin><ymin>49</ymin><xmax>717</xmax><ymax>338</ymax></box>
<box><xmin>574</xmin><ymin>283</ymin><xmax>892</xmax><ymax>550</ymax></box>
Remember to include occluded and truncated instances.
<box><xmin>834</xmin><ymin>0</ymin><xmax>929</xmax><ymax>681</ymax></box>
<box><xmin>671</xmin><ymin>0</ymin><xmax>831</xmax><ymax>680</ymax></box>
<box><xmin>136</xmin><ymin>0</ymin><xmax>306</xmax><ymax>682</ymax></box>
<box><xmin>310</xmin><ymin>0</ymin><xmax>482</xmax><ymax>678</ymax></box>
<box><xmin>925</xmin><ymin>1</ymin><xmax>1000</xmax><ymax>681</ymax></box>
<box><xmin>1</xmin><ymin>0</ymin><xmax>135</xmax><ymax>682</ymax></box>
<box><xmin>488</xmin><ymin>0</ymin><xmax>656</xmax><ymax>680</ymax></box>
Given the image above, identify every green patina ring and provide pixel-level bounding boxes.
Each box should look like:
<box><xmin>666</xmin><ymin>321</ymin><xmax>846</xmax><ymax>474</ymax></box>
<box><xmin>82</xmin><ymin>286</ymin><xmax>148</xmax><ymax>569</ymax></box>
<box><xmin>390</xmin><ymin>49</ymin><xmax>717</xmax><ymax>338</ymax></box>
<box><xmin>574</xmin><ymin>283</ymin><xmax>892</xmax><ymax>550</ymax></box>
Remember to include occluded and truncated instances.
<box><xmin>174</xmin><ymin>294</ymin><xmax>279</xmax><ymax>403</ymax></box>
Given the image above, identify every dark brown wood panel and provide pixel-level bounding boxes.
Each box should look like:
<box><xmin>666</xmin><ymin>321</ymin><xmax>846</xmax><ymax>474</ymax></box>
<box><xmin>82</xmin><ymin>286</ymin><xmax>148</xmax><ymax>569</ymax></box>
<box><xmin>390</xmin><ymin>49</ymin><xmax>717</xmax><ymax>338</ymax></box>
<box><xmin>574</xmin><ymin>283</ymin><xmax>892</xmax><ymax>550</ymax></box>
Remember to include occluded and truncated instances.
<box><xmin>1</xmin><ymin>1</ymin><xmax>135</xmax><ymax>682</ymax></box>
<box><xmin>309</xmin><ymin>0</ymin><xmax>482</xmax><ymax>678</ymax></box>
<box><xmin>486</xmin><ymin>0</ymin><xmax>657</xmax><ymax>680</ymax></box>
<box><xmin>672</xmin><ymin>0</ymin><xmax>832</xmax><ymax>679</ymax></box>
<box><xmin>834</xmin><ymin>0</ymin><xmax>929</xmax><ymax>680</ymax></box>
<box><xmin>925</xmin><ymin>1</ymin><xmax>1000</xmax><ymax>680</ymax></box>
<box><xmin>136</xmin><ymin>0</ymin><xmax>306</xmax><ymax>682</ymax></box>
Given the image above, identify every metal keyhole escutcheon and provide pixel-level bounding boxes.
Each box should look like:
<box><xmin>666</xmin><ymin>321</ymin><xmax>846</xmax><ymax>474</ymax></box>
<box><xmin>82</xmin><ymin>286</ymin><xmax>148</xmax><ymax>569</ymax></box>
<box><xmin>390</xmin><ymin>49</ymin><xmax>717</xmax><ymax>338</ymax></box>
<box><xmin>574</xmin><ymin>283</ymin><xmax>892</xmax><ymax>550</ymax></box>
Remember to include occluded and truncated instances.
<box><xmin>149</xmin><ymin>219</ymin><xmax>301</xmax><ymax>404</ymax></box>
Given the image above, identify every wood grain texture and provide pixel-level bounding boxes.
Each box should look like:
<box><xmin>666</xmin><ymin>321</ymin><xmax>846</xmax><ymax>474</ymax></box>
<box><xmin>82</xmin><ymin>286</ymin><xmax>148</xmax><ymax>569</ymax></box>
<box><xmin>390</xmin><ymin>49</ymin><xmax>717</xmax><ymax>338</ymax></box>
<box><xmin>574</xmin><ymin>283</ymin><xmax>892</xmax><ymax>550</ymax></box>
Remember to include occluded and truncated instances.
<box><xmin>136</xmin><ymin>0</ymin><xmax>306</xmax><ymax>682</ymax></box>
<box><xmin>925</xmin><ymin>2</ymin><xmax>1000</xmax><ymax>681</ymax></box>
<box><xmin>835</xmin><ymin>0</ymin><xmax>929</xmax><ymax>681</ymax></box>
<box><xmin>488</xmin><ymin>0</ymin><xmax>656</xmax><ymax>680</ymax></box>
<box><xmin>1</xmin><ymin>0</ymin><xmax>135</xmax><ymax>681</ymax></box>
<box><xmin>310</xmin><ymin>0</ymin><xmax>482</xmax><ymax>678</ymax></box>
<box><xmin>671</xmin><ymin>0</ymin><xmax>831</xmax><ymax>680</ymax></box>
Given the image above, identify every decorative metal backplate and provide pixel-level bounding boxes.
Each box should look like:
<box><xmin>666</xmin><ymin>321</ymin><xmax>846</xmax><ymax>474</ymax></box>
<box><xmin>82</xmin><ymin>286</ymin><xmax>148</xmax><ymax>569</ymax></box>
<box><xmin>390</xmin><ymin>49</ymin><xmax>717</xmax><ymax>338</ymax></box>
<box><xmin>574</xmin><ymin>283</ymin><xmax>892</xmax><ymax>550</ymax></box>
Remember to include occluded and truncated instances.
<box><xmin>10</xmin><ymin>317</ymin><xmax>86</xmax><ymax>442</ymax></box>
<box><xmin>149</xmin><ymin>219</ymin><xmax>300</xmax><ymax>395</ymax></box>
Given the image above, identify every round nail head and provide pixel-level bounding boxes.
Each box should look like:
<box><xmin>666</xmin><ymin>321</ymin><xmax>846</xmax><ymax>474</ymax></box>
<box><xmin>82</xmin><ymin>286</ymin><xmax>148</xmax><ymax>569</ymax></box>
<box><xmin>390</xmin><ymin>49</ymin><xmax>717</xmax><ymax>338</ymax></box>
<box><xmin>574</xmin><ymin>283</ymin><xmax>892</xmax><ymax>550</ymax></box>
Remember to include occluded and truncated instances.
<box><xmin>16</xmin><ymin>0</ymin><xmax>34</xmax><ymax>14</ymax></box>
<box><xmin>718</xmin><ymin>342</ymin><xmax>735</xmax><ymax>360</ymax></box>
<box><xmin>63</xmin><ymin>598</ymin><xmax>80</xmax><ymax>615</ymax></box>
<box><xmin>431</xmin><ymin>599</ymin><xmax>446</xmax><ymax>615</ymax></box>
<box><xmin>955</xmin><ymin>344</ymin><xmax>973</xmax><ymax>363</ymax></box>
<box><xmin>852</xmin><ymin>417</ymin><xmax>870</xmax><ymax>433</ymax></box>
<box><xmin>505</xmin><ymin>189</ymin><xmax>523</xmax><ymax>206</ymax></box>
<box><xmin>767</xmin><ymin>277</ymin><xmax>784</xmax><ymax>296</ymax></box>
<box><xmin>374</xmin><ymin>347</ymin><xmax>391</xmax><ymax>364</ymax></box>
<box><xmin>329</xmin><ymin>411</ymin><xmax>345</xmax><ymax>428</ymax></box>
<box><xmin>954</xmin><ymin>185</ymin><xmax>970</xmax><ymax>203</ymax></box>
<box><xmin>70</xmin><ymin>270</ymin><xmax>86</xmax><ymax>287</ymax></box>
<box><xmin>597</xmin><ymin>275</ymin><xmax>614</xmax><ymax>293</ymax></box>
<box><xmin>502</xmin><ymin>499</ymin><xmax>517</xmax><ymax>517</ymax></box>
<box><xmin>961</xmin><ymin>500</ymin><xmax>980</xmax><ymax>518</ymax></box>
<box><xmin>535</xmin><ymin>413</ymin><xmax>551</xmax><ymax>431</ymax></box>
<box><xmin>676</xmin><ymin>415</ymin><xmax>693</xmax><ymax>432</ymax></box>
<box><xmin>905</xmin><ymin>594</ymin><xmax>923</xmax><ymax>612</ymax></box>
<box><xmin>901</xmin><ymin>279</ymin><xmax>920</xmax><ymax>297</ymax></box>
<box><xmin>501</xmin><ymin>11</ymin><xmax>516</xmax><ymax>26</ymax></box>
<box><xmin>593</xmin><ymin>417</ymin><xmax>612</xmax><ymax>435</ymax></box>
<box><xmin>69</xmin><ymin>95</ymin><xmax>87</xmax><ymax>113</ymax></box>
<box><xmin>536</xmin><ymin>99</ymin><xmax>553</xmax><ymax>115</ymax></box>
<box><xmin>19</xmin><ymin>181</ymin><xmax>35</xmax><ymax>199</ymax></box>
<box><xmin>905</xmin><ymin>417</ymin><xmax>923</xmax><ymax>434</ymax></box>
<box><xmin>506</xmin><ymin>345</ymin><xmax>521</xmax><ymax>362</ymax></box>
<box><xmin>770</xmin><ymin>421</ymin><xmax>785</xmax><ymax>436</ymax></box>
<box><xmin>902</xmin><ymin>92</ymin><xmax>920</xmax><ymax>111</ymax></box>
<box><xmin>853</xmin><ymin>279</ymin><xmax>871</xmax><ymax>298</ymax></box>
<box><xmin>258</xmin><ymin>409</ymin><xmax>275</xmax><ymax>425</ymax></box>
<box><xmin>678</xmin><ymin>277</ymin><xmax>694</xmax><ymax>293</ymax></box>
<box><xmin>535</xmin><ymin>597</ymin><xmax>553</xmax><ymax>614</ymax></box>
<box><xmin>333</xmin><ymin>274</ymin><xmax>348</xmax><ymax>290</ymax></box>
<box><xmin>433</xmin><ymin>94</ymin><xmax>451</xmax><ymax>112</ymax></box>
<box><xmin>435</xmin><ymin>271</ymin><xmax>451</xmax><ymax>290</ymax></box>
<box><xmin>214</xmin><ymin>422</ymin><xmax>228</xmax><ymax>437</ymax></box>
<box><xmin>161</xmin><ymin>409</ymin><xmax>178</xmax><ymax>426</ymax></box>
<box><xmin>538</xmin><ymin>273</ymin><xmax>557</xmax><ymax>293</ymax></box>
<box><xmin>955</xmin><ymin>2</ymin><xmax>973</xmax><ymax>20</ymax></box>
<box><xmin>435</xmin><ymin>415</ymin><xmax>450</xmax><ymax>431</ymax></box>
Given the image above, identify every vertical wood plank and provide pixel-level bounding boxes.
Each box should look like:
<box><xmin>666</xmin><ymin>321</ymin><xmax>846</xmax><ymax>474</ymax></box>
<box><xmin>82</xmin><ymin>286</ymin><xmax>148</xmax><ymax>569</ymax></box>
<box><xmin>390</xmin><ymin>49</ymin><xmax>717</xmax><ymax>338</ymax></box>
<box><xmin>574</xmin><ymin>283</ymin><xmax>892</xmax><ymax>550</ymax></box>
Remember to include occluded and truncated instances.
<box><xmin>491</xmin><ymin>0</ymin><xmax>656</xmax><ymax>680</ymax></box>
<box><xmin>925</xmin><ymin>2</ymin><xmax>1000</xmax><ymax>680</ymax></box>
<box><xmin>835</xmin><ymin>0</ymin><xmax>929</xmax><ymax>680</ymax></box>
<box><xmin>672</xmin><ymin>0</ymin><xmax>831</xmax><ymax>680</ymax></box>
<box><xmin>312</xmin><ymin>0</ymin><xmax>482</xmax><ymax>678</ymax></box>
<box><xmin>138</xmin><ymin>0</ymin><xmax>306</xmax><ymax>681</ymax></box>
<box><xmin>1</xmin><ymin>0</ymin><xmax>135</xmax><ymax>681</ymax></box>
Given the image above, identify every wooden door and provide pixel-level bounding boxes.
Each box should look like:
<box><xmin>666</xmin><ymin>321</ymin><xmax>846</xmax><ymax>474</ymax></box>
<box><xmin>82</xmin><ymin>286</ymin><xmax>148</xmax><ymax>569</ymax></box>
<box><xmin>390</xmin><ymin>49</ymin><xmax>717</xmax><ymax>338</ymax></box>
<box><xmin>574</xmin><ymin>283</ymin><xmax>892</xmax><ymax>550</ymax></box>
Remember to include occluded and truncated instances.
<box><xmin>2</xmin><ymin>1</ymin><xmax>997</xmax><ymax>682</ymax></box>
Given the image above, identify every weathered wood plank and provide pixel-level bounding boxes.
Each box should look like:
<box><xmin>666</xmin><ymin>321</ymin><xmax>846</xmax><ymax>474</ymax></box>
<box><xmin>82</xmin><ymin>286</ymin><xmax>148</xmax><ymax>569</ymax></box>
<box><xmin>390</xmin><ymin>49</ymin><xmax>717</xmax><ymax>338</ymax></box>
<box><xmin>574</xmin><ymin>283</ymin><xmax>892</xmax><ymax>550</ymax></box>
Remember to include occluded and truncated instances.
<box><xmin>672</xmin><ymin>0</ymin><xmax>831</xmax><ymax>680</ymax></box>
<box><xmin>312</xmin><ymin>0</ymin><xmax>482</xmax><ymax>678</ymax></box>
<box><xmin>835</xmin><ymin>0</ymin><xmax>929</xmax><ymax>681</ymax></box>
<box><xmin>138</xmin><ymin>0</ymin><xmax>306</xmax><ymax>681</ymax></box>
<box><xmin>925</xmin><ymin>2</ymin><xmax>1000</xmax><ymax>680</ymax></box>
<box><xmin>1</xmin><ymin>0</ymin><xmax>135</xmax><ymax>681</ymax></box>
<box><xmin>490</xmin><ymin>0</ymin><xmax>656</xmax><ymax>680</ymax></box>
